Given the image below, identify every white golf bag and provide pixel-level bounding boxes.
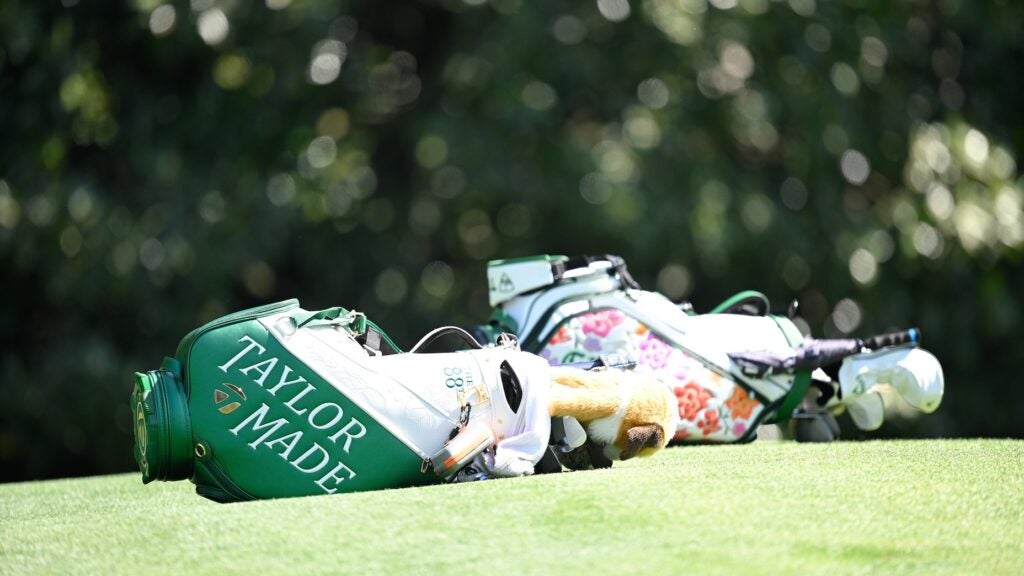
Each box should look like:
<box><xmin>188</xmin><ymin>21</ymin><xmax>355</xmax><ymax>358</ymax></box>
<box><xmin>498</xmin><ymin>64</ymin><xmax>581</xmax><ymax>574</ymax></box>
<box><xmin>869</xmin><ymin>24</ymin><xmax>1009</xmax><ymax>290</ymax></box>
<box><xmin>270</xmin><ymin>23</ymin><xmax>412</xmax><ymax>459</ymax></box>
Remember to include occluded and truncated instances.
<box><xmin>473</xmin><ymin>255</ymin><xmax>944</xmax><ymax>444</ymax></box>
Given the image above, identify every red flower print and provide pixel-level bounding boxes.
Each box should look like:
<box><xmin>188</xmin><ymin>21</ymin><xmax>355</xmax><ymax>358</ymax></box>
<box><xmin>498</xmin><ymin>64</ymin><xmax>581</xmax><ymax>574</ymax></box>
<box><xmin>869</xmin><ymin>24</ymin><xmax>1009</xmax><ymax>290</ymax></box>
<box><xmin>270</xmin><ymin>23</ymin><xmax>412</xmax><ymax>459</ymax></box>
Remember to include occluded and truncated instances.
<box><xmin>698</xmin><ymin>410</ymin><xmax>721</xmax><ymax>436</ymax></box>
<box><xmin>548</xmin><ymin>325</ymin><xmax>571</xmax><ymax>345</ymax></box>
<box><xmin>674</xmin><ymin>381</ymin><xmax>712</xmax><ymax>422</ymax></box>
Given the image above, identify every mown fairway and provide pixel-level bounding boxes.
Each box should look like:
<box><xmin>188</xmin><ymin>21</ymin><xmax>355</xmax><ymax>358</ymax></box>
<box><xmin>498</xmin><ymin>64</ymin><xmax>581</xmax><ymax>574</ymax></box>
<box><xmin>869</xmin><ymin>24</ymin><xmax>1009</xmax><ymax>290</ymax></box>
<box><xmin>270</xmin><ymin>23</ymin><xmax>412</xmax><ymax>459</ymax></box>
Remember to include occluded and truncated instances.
<box><xmin>2</xmin><ymin>440</ymin><xmax>1022</xmax><ymax>575</ymax></box>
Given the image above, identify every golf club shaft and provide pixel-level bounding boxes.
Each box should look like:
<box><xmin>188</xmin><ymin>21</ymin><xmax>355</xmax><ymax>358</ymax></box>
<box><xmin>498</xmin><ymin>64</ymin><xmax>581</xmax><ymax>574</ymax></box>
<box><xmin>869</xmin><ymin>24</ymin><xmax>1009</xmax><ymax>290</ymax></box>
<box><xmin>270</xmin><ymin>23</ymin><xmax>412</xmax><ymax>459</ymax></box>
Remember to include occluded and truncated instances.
<box><xmin>862</xmin><ymin>327</ymin><xmax>919</xmax><ymax>350</ymax></box>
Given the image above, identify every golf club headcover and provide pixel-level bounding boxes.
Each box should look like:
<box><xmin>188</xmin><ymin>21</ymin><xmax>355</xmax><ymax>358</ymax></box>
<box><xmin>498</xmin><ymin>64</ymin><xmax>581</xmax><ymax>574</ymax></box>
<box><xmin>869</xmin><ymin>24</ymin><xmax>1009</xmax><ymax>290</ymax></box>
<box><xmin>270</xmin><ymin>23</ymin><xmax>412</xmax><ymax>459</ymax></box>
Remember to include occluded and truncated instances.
<box><xmin>548</xmin><ymin>366</ymin><xmax>679</xmax><ymax>461</ymax></box>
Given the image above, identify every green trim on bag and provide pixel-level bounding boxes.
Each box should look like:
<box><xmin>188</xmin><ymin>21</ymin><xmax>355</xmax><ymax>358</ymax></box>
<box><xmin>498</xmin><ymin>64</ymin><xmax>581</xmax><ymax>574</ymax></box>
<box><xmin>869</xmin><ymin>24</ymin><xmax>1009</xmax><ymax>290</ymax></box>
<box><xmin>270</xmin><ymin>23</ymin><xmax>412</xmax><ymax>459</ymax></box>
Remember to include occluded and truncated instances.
<box><xmin>175</xmin><ymin>299</ymin><xmax>300</xmax><ymax>362</ymax></box>
<box><xmin>760</xmin><ymin>315</ymin><xmax>809</xmax><ymax>424</ymax></box>
<box><xmin>764</xmin><ymin>369</ymin><xmax>812</xmax><ymax>425</ymax></box>
<box><xmin>708</xmin><ymin>290</ymin><xmax>770</xmax><ymax>315</ymax></box>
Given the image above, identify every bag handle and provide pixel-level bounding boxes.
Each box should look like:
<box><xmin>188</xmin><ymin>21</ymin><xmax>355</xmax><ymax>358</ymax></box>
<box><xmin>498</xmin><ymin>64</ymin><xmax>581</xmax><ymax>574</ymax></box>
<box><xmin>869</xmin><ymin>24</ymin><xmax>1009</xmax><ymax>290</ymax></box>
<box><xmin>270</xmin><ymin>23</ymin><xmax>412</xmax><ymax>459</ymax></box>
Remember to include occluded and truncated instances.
<box><xmin>290</xmin><ymin>307</ymin><xmax>367</xmax><ymax>333</ymax></box>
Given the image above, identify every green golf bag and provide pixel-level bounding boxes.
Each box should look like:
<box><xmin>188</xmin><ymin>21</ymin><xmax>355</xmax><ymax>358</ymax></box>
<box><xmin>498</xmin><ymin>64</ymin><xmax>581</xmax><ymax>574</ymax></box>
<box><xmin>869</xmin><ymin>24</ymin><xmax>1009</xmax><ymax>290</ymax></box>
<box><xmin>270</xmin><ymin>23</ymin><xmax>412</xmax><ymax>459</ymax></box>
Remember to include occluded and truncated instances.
<box><xmin>131</xmin><ymin>299</ymin><xmax>554</xmax><ymax>502</ymax></box>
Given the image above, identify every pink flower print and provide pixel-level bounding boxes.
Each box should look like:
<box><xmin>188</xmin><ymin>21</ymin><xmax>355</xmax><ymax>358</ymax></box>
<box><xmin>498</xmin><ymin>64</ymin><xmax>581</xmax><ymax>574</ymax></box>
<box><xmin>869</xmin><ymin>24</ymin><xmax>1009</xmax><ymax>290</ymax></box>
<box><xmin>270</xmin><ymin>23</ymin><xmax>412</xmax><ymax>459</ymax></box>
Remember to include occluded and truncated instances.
<box><xmin>732</xmin><ymin>422</ymin><xmax>747</xmax><ymax>437</ymax></box>
<box><xmin>637</xmin><ymin>332</ymin><xmax>671</xmax><ymax>370</ymax></box>
<box><xmin>580</xmin><ymin>310</ymin><xmax>625</xmax><ymax>338</ymax></box>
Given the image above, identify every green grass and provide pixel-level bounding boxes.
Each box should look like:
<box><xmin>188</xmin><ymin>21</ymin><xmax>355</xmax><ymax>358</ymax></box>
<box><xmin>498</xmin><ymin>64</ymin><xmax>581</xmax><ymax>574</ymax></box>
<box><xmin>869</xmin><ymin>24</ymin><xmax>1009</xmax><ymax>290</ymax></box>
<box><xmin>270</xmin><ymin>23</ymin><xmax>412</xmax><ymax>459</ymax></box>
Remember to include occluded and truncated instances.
<box><xmin>2</xmin><ymin>440</ymin><xmax>1022</xmax><ymax>575</ymax></box>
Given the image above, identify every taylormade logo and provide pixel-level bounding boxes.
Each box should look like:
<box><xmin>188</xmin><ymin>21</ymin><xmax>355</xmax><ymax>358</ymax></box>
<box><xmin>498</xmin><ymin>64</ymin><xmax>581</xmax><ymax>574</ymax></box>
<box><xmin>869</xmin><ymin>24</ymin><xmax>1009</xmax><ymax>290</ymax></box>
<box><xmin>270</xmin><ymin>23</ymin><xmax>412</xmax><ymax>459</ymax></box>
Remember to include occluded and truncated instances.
<box><xmin>218</xmin><ymin>335</ymin><xmax>367</xmax><ymax>494</ymax></box>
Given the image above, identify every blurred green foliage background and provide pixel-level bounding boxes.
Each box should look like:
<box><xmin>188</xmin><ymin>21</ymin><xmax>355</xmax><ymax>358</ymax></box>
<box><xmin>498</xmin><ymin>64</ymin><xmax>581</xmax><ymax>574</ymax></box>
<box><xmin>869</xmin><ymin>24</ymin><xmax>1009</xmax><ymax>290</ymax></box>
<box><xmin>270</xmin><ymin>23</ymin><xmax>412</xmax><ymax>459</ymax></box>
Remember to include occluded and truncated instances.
<box><xmin>1</xmin><ymin>0</ymin><xmax>1021</xmax><ymax>481</ymax></box>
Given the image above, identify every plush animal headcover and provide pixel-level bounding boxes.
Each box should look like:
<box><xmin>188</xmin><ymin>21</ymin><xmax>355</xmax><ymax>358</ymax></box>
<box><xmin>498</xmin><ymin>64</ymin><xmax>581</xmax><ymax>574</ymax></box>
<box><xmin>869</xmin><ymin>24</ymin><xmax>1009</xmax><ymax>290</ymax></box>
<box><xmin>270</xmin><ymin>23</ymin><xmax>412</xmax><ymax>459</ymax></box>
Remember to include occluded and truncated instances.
<box><xmin>548</xmin><ymin>367</ymin><xmax>679</xmax><ymax>461</ymax></box>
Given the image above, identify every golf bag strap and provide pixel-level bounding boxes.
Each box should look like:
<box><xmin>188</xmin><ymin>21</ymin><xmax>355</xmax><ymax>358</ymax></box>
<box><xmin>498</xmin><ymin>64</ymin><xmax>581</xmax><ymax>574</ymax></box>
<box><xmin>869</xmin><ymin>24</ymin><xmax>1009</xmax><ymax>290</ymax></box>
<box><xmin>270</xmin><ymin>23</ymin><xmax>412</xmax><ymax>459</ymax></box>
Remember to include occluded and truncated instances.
<box><xmin>709</xmin><ymin>290</ymin><xmax>770</xmax><ymax>316</ymax></box>
<box><xmin>765</xmin><ymin>368</ymin><xmax>813</xmax><ymax>424</ymax></box>
<box><xmin>409</xmin><ymin>326</ymin><xmax>484</xmax><ymax>353</ymax></box>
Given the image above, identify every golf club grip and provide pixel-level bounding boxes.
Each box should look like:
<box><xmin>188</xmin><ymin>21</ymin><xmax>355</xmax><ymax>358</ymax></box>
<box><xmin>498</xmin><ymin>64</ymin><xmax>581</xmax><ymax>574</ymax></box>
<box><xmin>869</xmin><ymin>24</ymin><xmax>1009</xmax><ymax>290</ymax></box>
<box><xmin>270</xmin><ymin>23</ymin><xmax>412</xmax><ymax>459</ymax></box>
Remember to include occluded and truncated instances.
<box><xmin>863</xmin><ymin>328</ymin><xmax>919</xmax><ymax>350</ymax></box>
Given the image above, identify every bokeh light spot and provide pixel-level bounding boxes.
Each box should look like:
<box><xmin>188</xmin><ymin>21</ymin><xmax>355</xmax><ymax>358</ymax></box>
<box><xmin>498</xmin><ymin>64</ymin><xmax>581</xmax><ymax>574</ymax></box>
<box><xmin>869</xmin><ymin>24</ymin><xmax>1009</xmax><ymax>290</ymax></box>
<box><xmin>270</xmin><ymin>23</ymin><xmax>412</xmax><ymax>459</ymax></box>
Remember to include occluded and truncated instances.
<box><xmin>317</xmin><ymin>108</ymin><xmax>350</xmax><ymax>140</ymax></box>
<box><xmin>597</xmin><ymin>0</ymin><xmax>631</xmax><ymax>22</ymax></box>
<box><xmin>624</xmin><ymin>108</ymin><xmax>662</xmax><ymax>149</ymax></box>
<box><xmin>848</xmin><ymin>247</ymin><xmax>878</xmax><ymax>285</ymax></box>
<box><xmin>27</xmin><ymin>195</ymin><xmax>56</xmax><ymax>227</ymax></box>
<box><xmin>197</xmin><ymin>9</ymin><xmax>229</xmax><ymax>46</ymax></box>
<box><xmin>309</xmin><ymin>40</ymin><xmax>347</xmax><ymax>86</ymax></box>
<box><xmin>831</xmin><ymin>298</ymin><xmax>862</xmax><ymax>334</ymax></box>
<box><xmin>912</xmin><ymin>222</ymin><xmax>944</xmax><ymax>259</ymax></box>
<box><xmin>198</xmin><ymin>191</ymin><xmax>226</xmax><ymax>223</ymax></box>
<box><xmin>431</xmin><ymin>166</ymin><xmax>465</xmax><ymax>199</ymax></box>
<box><xmin>67</xmin><ymin>187</ymin><xmax>94</xmax><ymax>222</ymax></box>
<box><xmin>139</xmin><ymin>238</ymin><xmax>166</xmax><ymax>271</ymax></box>
<box><xmin>416</xmin><ymin>135</ymin><xmax>449</xmax><ymax>169</ymax></box>
<box><xmin>306</xmin><ymin>136</ymin><xmax>337</xmax><ymax>169</ymax></box>
<box><xmin>787</xmin><ymin>0</ymin><xmax>815</xmax><ymax>17</ymax></box>
<box><xmin>0</xmin><ymin>181</ymin><xmax>20</xmax><ymax>229</ymax></box>
<box><xmin>213</xmin><ymin>53</ymin><xmax>251</xmax><ymax>90</ymax></box>
<box><xmin>552</xmin><ymin>15</ymin><xmax>586</xmax><ymax>45</ymax></box>
<box><xmin>244</xmin><ymin>261</ymin><xmax>277</xmax><ymax>298</ymax></box>
<box><xmin>60</xmin><ymin>226</ymin><xmax>83</xmax><ymax>258</ymax></box>
<box><xmin>720</xmin><ymin>41</ymin><xmax>754</xmax><ymax>80</ymax></box>
<box><xmin>804</xmin><ymin>23</ymin><xmax>831</xmax><ymax>52</ymax></box>
<box><xmin>830</xmin><ymin>62</ymin><xmax>860</xmax><ymax>96</ymax></box>
<box><xmin>266</xmin><ymin>173</ymin><xmax>296</xmax><ymax>206</ymax></box>
<box><xmin>780</xmin><ymin>177</ymin><xmax>808</xmax><ymax>210</ymax></box>
<box><xmin>149</xmin><ymin>5</ymin><xmax>176</xmax><ymax>36</ymax></box>
<box><xmin>422</xmin><ymin>261</ymin><xmax>455</xmax><ymax>299</ymax></box>
<box><xmin>861</xmin><ymin>36</ymin><xmax>888</xmax><ymax>67</ymax></box>
<box><xmin>840</xmin><ymin>149</ymin><xmax>870</xmax><ymax>185</ymax></box>
<box><xmin>521</xmin><ymin>81</ymin><xmax>558</xmax><ymax>111</ymax></box>
<box><xmin>740</xmin><ymin>193</ymin><xmax>774</xmax><ymax>233</ymax></box>
<box><xmin>580</xmin><ymin>173</ymin><xmax>613</xmax><ymax>205</ymax></box>
<box><xmin>656</xmin><ymin>264</ymin><xmax>693</xmax><ymax>300</ymax></box>
<box><xmin>963</xmin><ymin>129</ymin><xmax>989</xmax><ymax>165</ymax></box>
<box><xmin>637</xmin><ymin>78</ymin><xmax>670</xmax><ymax>109</ymax></box>
<box><xmin>925</xmin><ymin>184</ymin><xmax>955</xmax><ymax>221</ymax></box>
<box><xmin>375</xmin><ymin>268</ymin><xmax>408</xmax><ymax>305</ymax></box>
